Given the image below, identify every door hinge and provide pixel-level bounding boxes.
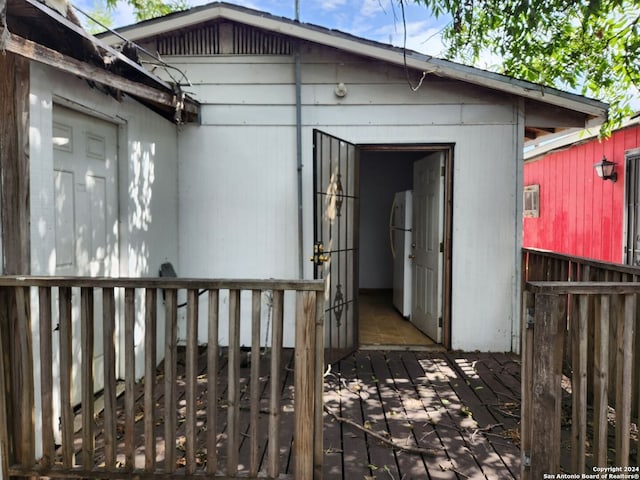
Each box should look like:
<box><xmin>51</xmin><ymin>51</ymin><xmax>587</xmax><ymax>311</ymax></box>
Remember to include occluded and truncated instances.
<box><xmin>439</xmin><ymin>242</ymin><xmax>444</xmax><ymax>253</ymax></box>
<box><xmin>440</xmin><ymin>165</ymin><xmax>445</xmax><ymax>177</ymax></box>
<box><xmin>438</xmin><ymin>317</ymin><xmax>443</xmax><ymax>328</ymax></box>
<box><xmin>526</xmin><ymin>307</ymin><xmax>535</xmax><ymax>329</ymax></box>
<box><xmin>522</xmin><ymin>451</ymin><xmax>531</xmax><ymax>469</ymax></box>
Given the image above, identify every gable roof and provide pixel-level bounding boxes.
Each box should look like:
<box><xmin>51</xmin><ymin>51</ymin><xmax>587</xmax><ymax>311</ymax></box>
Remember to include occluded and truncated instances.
<box><xmin>98</xmin><ymin>1</ymin><xmax>607</xmax><ymax>139</ymax></box>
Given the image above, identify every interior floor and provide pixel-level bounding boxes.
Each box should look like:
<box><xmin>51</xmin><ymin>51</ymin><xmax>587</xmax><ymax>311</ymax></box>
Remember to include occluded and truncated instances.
<box><xmin>359</xmin><ymin>289</ymin><xmax>442</xmax><ymax>349</ymax></box>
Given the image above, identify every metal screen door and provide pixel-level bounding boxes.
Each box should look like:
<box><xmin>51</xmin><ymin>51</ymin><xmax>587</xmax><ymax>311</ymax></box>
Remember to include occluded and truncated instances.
<box><xmin>312</xmin><ymin>130</ymin><xmax>359</xmax><ymax>364</ymax></box>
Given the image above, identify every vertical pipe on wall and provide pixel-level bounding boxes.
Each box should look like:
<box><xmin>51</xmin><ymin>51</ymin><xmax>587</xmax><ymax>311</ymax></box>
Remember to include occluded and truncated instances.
<box><xmin>513</xmin><ymin>98</ymin><xmax>526</xmax><ymax>354</ymax></box>
<box><xmin>295</xmin><ymin>35</ymin><xmax>304</xmax><ymax>279</ymax></box>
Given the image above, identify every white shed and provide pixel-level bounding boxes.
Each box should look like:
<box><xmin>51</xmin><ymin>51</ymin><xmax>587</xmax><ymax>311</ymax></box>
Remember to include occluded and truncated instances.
<box><xmin>3</xmin><ymin>0</ymin><xmax>607</xmax><ymax>369</ymax></box>
<box><xmin>96</xmin><ymin>1</ymin><xmax>607</xmax><ymax>355</ymax></box>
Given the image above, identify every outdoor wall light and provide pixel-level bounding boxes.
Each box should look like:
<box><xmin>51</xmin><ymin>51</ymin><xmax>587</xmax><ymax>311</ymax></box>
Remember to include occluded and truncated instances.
<box><xmin>334</xmin><ymin>82</ymin><xmax>347</xmax><ymax>98</ymax></box>
<box><xmin>594</xmin><ymin>156</ymin><xmax>617</xmax><ymax>182</ymax></box>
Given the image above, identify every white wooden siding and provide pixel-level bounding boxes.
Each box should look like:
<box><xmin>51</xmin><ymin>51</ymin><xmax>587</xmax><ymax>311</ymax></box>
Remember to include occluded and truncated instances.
<box><xmin>178</xmin><ymin>125</ymin><xmax>298</xmax><ymax>279</ymax></box>
<box><xmin>199</xmin><ymin>104</ymin><xmax>514</xmax><ymax>126</ymax></box>
<box><xmin>172</xmin><ymin>44</ymin><xmax>520</xmax><ymax>351</ymax></box>
<box><xmin>177</xmin><ymin>124</ymin><xmax>299</xmax><ymax>347</ymax></box>
<box><xmin>190</xmin><ymin>82</ymin><xmax>496</xmax><ymax>105</ymax></box>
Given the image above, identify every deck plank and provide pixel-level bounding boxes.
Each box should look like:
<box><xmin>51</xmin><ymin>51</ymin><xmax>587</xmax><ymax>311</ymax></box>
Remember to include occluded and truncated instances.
<box><xmin>369</xmin><ymin>351</ymin><xmax>429</xmax><ymax>479</ymax></box>
<box><xmin>396</xmin><ymin>351</ymin><xmax>456</xmax><ymax>480</ymax></box>
<box><xmin>444</xmin><ymin>352</ymin><xmax>521</xmax><ymax>477</ymax></box>
<box><xmin>408</xmin><ymin>352</ymin><xmax>492</xmax><ymax>478</ymax></box>
<box><xmin>431</xmin><ymin>353</ymin><xmax>515</xmax><ymax>478</ymax></box>
<box><xmin>356</xmin><ymin>352</ymin><xmax>402</xmax><ymax>478</ymax></box>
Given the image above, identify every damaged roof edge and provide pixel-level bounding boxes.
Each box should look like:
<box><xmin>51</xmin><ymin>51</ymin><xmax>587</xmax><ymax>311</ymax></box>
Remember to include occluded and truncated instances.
<box><xmin>98</xmin><ymin>1</ymin><xmax>607</xmax><ymax>119</ymax></box>
<box><xmin>5</xmin><ymin>0</ymin><xmax>199</xmax><ymax>123</ymax></box>
<box><xmin>4</xmin><ymin>31</ymin><xmax>194</xmax><ymax>114</ymax></box>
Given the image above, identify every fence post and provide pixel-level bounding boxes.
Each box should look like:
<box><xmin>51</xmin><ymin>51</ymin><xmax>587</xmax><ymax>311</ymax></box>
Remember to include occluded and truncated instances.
<box><xmin>14</xmin><ymin>287</ymin><xmax>35</xmax><ymax>469</ymax></box>
<box><xmin>0</xmin><ymin>287</ymin><xmax>11</xmax><ymax>479</ymax></box>
<box><xmin>571</xmin><ymin>294</ymin><xmax>588</xmax><ymax>473</ymax></box>
<box><xmin>530</xmin><ymin>292</ymin><xmax>566</xmax><ymax>478</ymax></box>
<box><xmin>294</xmin><ymin>290</ymin><xmax>317</xmax><ymax>479</ymax></box>
<box><xmin>615</xmin><ymin>294</ymin><xmax>635</xmax><ymax>466</ymax></box>
<box><xmin>520</xmin><ymin>290</ymin><xmax>535</xmax><ymax>480</ymax></box>
<box><xmin>313</xmin><ymin>290</ymin><xmax>325</xmax><ymax>480</ymax></box>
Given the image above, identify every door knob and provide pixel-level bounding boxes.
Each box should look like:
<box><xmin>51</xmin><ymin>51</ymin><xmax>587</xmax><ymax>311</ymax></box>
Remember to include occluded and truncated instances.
<box><xmin>408</xmin><ymin>254</ymin><xmax>416</xmax><ymax>259</ymax></box>
<box><xmin>310</xmin><ymin>242</ymin><xmax>330</xmax><ymax>265</ymax></box>
<box><xmin>309</xmin><ymin>254</ymin><xmax>330</xmax><ymax>263</ymax></box>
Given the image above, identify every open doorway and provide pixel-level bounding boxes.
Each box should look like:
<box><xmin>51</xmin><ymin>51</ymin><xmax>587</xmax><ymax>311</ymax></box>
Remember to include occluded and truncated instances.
<box><xmin>312</xmin><ymin>131</ymin><xmax>452</xmax><ymax>359</ymax></box>
<box><xmin>358</xmin><ymin>145</ymin><xmax>452</xmax><ymax>349</ymax></box>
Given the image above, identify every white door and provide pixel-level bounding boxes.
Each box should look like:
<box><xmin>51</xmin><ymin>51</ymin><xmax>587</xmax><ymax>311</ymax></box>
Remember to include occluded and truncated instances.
<box><xmin>53</xmin><ymin>105</ymin><xmax>119</xmax><ymax>402</ymax></box>
<box><xmin>411</xmin><ymin>152</ymin><xmax>444</xmax><ymax>341</ymax></box>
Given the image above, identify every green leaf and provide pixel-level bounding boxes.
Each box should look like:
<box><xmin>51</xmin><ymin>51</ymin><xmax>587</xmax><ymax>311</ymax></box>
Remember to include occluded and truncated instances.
<box><xmin>410</xmin><ymin>0</ymin><xmax>640</xmax><ymax>132</ymax></box>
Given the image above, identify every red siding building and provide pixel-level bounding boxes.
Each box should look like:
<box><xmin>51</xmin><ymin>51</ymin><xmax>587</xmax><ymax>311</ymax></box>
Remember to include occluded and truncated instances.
<box><xmin>523</xmin><ymin>118</ymin><xmax>640</xmax><ymax>264</ymax></box>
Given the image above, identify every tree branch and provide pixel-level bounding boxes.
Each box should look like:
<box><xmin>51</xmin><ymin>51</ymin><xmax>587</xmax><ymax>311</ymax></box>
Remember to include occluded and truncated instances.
<box><xmin>324</xmin><ymin>404</ymin><xmax>440</xmax><ymax>457</ymax></box>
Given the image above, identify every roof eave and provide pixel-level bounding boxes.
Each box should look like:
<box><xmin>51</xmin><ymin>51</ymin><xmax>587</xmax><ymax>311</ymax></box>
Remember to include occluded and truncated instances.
<box><xmin>524</xmin><ymin>115</ymin><xmax>640</xmax><ymax>161</ymax></box>
<box><xmin>98</xmin><ymin>2</ymin><xmax>607</xmax><ymax>119</ymax></box>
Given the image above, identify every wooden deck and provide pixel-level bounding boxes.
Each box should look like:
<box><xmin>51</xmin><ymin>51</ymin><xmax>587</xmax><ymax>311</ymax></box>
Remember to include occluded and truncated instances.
<box><xmin>324</xmin><ymin>351</ymin><xmax>521</xmax><ymax>479</ymax></box>
<box><xmin>78</xmin><ymin>349</ymin><xmax>521</xmax><ymax>479</ymax></box>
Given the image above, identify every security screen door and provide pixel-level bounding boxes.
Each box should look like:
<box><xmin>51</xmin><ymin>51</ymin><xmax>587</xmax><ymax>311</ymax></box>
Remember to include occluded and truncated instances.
<box><xmin>313</xmin><ymin>130</ymin><xmax>359</xmax><ymax>364</ymax></box>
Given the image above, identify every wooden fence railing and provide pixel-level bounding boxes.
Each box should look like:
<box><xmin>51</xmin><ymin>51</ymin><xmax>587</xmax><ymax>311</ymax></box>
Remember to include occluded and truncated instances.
<box><xmin>524</xmin><ymin>248</ymin><xmax>640</xmax><ymax>284</ymax></box>
<box><xmin>0</xmin><ymin>276</ymin><xmax>325</xmax><ymax>480</ymax></box>
<box><xmin>521</xmin><ymin>249</ymin><xmax>640</xmax><ymax>478</ymax></box>
<box><xmin>523</xmin><ymin>249</ymin><xmax>640</xmax><ymax>408</ymax></box>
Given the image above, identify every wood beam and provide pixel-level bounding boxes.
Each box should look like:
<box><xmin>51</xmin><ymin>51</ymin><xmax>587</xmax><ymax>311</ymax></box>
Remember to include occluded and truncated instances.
<box><xmin>4</xmin><ymin>31</ymin><xmax>198</xmax><ymax>116</ymax></box>
<box><xmin>525</xmin><ymin>126</ymin><xmax>559</xmax><ymax>141</ymax></box>
<box><xmin>0</xmin><ymin>51</ymin><xmax>35</xmax><ymax>471</ymax></box>
<box><xmin>0</xmin><ymin>51</ymin><xmax>30</xmax><ymax>275</ymax></box>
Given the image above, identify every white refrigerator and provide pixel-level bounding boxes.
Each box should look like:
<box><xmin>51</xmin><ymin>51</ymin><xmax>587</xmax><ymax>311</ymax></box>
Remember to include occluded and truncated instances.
<box><xmin>389</xmin><ymin>190</ymin><xmax>413</xmax><ymax>318</ymax></box>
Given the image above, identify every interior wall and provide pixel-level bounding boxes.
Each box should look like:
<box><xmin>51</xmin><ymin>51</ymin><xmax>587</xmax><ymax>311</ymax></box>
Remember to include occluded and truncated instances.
<box><xmin>358</xmin><ymin>151</ymin><xmax>414</xmax><ymax>289</ymax></box>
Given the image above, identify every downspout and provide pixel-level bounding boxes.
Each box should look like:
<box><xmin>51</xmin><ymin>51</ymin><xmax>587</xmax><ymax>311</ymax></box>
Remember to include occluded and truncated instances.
<box><xmin>512</xmin><ymin>98</ymin><xmax>525</xmax><ymax>354</ymax></box>
<box><xmin>295</xmin><ymin>0</ymin><xmax>304</xmax><ymax>279</ymax></box>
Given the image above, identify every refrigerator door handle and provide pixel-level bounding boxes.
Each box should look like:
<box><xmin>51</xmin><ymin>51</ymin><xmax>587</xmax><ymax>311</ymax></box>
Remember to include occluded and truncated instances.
<box><xmin>389</xmin><ymin>196</ymin><xmax>397</xmax><ymax>259</ymax></box>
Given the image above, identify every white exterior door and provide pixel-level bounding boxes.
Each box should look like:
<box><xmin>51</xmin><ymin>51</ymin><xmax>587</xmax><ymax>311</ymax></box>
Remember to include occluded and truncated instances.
<box><xmin>411</xmin><ymin>153</ymin><xmax>444</xmax><ymax>341</ymax></box>
<box><xmin>53</xmin><ymin>105</ymin><xmax>119</xmax><ymax>402</ymax></box>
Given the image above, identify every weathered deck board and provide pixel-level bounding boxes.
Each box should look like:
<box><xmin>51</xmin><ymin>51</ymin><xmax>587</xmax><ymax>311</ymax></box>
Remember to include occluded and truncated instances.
<box><xmin>70</xmin><ymin>349</ymin><xmax>521</xmax><ymax>479</ymax></box>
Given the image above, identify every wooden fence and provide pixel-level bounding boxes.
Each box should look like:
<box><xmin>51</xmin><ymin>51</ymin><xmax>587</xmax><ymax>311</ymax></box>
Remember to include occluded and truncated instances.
<box><xmin>0</xmin><ymin>276</ymin><xmax>325</xmax><ymax>479</ymax></box>
<box><xmin>521</xmin><ymin>249</ymin><xmax>640</xmax><ymax>478</ymax></box>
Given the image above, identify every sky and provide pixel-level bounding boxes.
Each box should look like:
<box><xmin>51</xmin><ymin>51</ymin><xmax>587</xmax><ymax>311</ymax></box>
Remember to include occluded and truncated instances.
<box><xmin>72</xmin><ymin>0</ymin><xmax>638</xmax><ymax>111</ymax></box>
<box><xmin>77</xmin><ymin>0</ymin><xmax>453</xmax><ymax>58</ymax></box>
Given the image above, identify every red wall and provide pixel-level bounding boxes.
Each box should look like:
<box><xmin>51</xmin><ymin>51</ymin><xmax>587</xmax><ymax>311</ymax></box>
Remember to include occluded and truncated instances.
<box><xmin>523</xmin><ymin>124</ymin><xmax>640</xmax><ymax>263</ymax></box>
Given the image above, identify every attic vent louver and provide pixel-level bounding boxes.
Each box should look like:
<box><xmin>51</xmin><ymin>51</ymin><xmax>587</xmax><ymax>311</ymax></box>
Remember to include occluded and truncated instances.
<box><xmin>232</xmin><ymin>24</ymin><xmax>291</xmax><ymax>55</ymax></box>
<box><xmin>157</xmin><ymin>24</ymin><xmax>221</xmax><ymax>55</ymax></box>
<box><xmin>156</xmin><ymin>22</ymin><xmax>291</xmax><ymax>56</ymax></box>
